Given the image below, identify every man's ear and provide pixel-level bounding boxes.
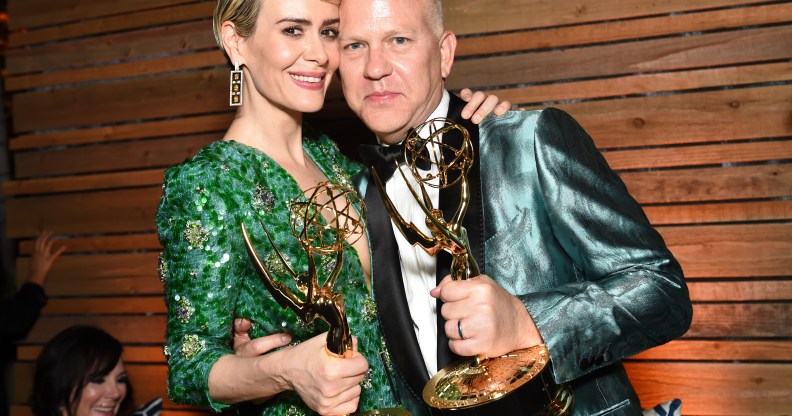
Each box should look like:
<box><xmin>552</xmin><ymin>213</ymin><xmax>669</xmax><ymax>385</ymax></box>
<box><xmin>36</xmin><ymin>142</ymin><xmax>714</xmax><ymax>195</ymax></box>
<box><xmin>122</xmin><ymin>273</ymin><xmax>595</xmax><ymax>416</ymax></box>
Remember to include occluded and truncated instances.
<box><xmin>221</xmin><ymin>21</ymin><xmax>244</xmax><ymax>65</ymax></box>
<box><xmin>439</xmin><ymin>30</ymin><xmax>457</xmax><ymax>79</ymax></box>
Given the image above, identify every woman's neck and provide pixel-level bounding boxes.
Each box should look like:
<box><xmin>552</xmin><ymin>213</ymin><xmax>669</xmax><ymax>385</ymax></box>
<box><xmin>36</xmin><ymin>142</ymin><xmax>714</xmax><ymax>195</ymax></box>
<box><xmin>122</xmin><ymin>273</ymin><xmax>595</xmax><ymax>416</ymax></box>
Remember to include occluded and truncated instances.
<box><xmin>224</xmin><ymin>99</ymin><xmax>307</xmax><ymax>167</ymax></box>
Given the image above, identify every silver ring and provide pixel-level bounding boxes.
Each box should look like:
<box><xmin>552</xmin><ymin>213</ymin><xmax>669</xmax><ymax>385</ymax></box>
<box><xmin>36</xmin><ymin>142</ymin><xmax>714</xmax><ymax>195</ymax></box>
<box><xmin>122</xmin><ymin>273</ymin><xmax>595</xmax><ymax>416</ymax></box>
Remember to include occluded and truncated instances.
<box><xmin>457</xmin><ymin>319</ymin><xmax>465</xmax><ymax>340</ymax></box>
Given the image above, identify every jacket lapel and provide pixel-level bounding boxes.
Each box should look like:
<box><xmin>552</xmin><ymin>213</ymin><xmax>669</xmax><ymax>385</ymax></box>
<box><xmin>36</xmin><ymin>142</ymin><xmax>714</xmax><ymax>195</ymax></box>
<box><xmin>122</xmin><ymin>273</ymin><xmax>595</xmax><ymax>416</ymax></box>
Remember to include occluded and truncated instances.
<box><xmin>365</xmin><ymin>169</ymin><xmax>431</xmax><ymax>403</ymax></box>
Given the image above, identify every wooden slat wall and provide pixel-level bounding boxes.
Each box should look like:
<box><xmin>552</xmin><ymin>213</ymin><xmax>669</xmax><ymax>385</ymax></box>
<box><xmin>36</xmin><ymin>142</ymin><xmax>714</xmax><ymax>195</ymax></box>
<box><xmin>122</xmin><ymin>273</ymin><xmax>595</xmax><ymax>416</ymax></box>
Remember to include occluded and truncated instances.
<box><xmin>3</xmin><ymin>1</ymin><xmax>790</xmax><ymax>415</ymax></box>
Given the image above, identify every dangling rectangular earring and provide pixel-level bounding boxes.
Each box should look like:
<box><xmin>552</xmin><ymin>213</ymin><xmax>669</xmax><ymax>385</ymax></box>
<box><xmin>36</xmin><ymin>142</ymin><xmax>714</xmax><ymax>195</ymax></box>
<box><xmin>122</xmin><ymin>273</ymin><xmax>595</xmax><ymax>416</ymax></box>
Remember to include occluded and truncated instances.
<box><xmin>230</xmin><ymin>61</ymin><xmax>243</xmax><ymax>106</ymax></box>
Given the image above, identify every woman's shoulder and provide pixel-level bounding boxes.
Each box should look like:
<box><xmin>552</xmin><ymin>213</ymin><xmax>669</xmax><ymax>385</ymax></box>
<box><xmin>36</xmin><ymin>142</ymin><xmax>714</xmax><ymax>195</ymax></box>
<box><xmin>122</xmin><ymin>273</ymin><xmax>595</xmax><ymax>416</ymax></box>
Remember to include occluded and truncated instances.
<box><xmin>303</xmin><ymin>124</ymin><xmax>365</xmax><ymax>178</ymax></box>
<box><xmin>163</xmin><ymin>141</ymin><xmax>240</xmax><ymax>185</ymax></box>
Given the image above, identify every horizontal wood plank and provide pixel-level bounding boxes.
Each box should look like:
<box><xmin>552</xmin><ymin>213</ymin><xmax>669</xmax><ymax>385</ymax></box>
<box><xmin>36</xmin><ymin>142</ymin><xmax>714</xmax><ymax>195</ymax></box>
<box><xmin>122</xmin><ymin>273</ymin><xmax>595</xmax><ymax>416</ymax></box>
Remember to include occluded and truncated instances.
<box><xmin>687</xmin><ymin>280</ymin><xmax>792</xmax><ymax>302</ymax></box>
<box><xmin>625</xmin><ymin>362</ymin><xmax>792</xmax><ymax>414</ymax></box>
<box><xmin>622</xmin><ymin>164</ymin><xmax>792</xmax><ymax>204</ymax></box>
<box><xmin>9</xmin><ymin>113</ymin><xmax>232</xmax><ymax>151</ymax></box>
<box><xmin>661</xmin><ymin>223</ymin><xmax>792</xmax><ymax>278</ymax></box>
<box><xmin>644</xmin><ymin>200</ymin><xmax>792</xmax><ymax>225</ymax></box>
<box><xmin>17</xmin><ymin>345</ymin><xmax>166</xmax><ymax>363</ymax></box>
<box><xmin>22</xmin><ymin>315</ymin><xmax>165</xmax><ymax>344</ymax></box>
<box><xmin>605</xmin><ymin>139</ymin><xmax>792</xmax><ymax>171</ymax></box>
<box><xmin>13</xmin><ymin>69</ymin><xmax>226</xmax><ymax>133</ymax></box>
<box><xmin>455</xmin><ymin>3</ymin><xmax>792</xmax><ymax>56</ymax></box>
<box><xmin>7</xmin><ymin>187</ymin><xmax>162</xmax><ymax>238</ymax></box>
<box><xmin>5</xmin><ymin>50</ymin><xmax>226</xmax><ymax>93</ymax></box>
<box><xmin>18</xmin><ymin>233</ymin><xmax>162</xmax><ymax>255</ymax></box>
<box><xmin>4</xmin><ymin>169</ymin><xmax>166</xmax><ymax>196</ymax></box>
<box><xmin>444</xmin><ymin>0</ymin><xmax>773</xmax><ymax>35</ymax></box>
<box><xmin>685</xmin><ymin>303</ymin><xmax>792</xmax><ymax>338</ymax></box>
<box><xmin>9</xmin><ymin>2</ymin><xmax>215</xmax><ymax>48</ymax></box>
<box><xmin>16</xmin><ymin>252</ymin><xmax>161</xmax><ymax>296</ymax></box>
<box><xmin>14</xmin><ymin>134</ymin><xmax>216</xmax><ymax>178</ymax></box>
<box><xmin>42</xmin><ymin>296</ymin><xmax>166</xmax><ymax>315</ymax></box>
<box><xmin>8</xmin><ymin>0</ymin><xmax>196</xmax><ymax>30</ymax></box>
<box><xmin>632</xmin><ymin>340</ymin><xmax>792</xmax><ymax>361</ymax></box>
<box><xmin>6</xmin><ymin>20</ymin><xmax>214</xmax><ymax>75</ymax></box>
<box><xmin>489</xmin><ymin>61</ymin><xmax>792</xmax><ymax>106</ymax></box>
<box><xmin>448</xmin><ymin>26</ymin><xmax>792</xmax><ymax>90</ymax></box>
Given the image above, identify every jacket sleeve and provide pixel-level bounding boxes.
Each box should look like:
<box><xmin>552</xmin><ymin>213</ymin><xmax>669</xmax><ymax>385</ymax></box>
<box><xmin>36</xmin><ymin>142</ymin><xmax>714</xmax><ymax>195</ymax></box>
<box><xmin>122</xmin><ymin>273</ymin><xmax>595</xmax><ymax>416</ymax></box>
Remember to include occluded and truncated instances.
<box><xmin>156</xmin><ymin>163</ymin><xmax>241</xmax><ymax>411</ymax></box>
<box><xmin>518</xmin><ymin>108</ymin><xmax>693</xmax><ymax>384</ymax></box>
<box><xmin>0</xmin><ymin>282</ymin><xmax>47</xmax><ymax>340</ymax></box>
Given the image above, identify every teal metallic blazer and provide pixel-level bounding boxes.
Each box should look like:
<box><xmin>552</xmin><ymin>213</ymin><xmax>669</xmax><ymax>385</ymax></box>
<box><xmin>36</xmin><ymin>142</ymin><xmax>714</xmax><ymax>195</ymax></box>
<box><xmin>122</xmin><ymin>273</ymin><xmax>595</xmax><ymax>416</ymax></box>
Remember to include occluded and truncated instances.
<box><xmin>359</xmin><ymin>94</ymin><xmax>693</xmax><ymax>416</ymax></box>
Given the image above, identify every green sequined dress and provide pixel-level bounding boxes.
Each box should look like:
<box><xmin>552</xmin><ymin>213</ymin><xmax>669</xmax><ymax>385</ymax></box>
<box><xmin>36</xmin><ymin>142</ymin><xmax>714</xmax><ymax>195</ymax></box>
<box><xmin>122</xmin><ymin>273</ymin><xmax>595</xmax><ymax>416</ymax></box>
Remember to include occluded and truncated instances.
<box><xmin>156</xmin><ymin>128</ymin><xmax>400</xmax><ymax>415</ymax></box>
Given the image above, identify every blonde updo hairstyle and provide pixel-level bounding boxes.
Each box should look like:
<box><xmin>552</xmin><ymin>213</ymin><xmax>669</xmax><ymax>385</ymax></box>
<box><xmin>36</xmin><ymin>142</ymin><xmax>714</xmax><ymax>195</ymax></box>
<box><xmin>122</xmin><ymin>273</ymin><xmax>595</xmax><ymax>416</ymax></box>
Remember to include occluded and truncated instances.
<box><xmin>213</xmin><ymin>0</ymin><xmax>341</xmax><ymax>60</ymax></box>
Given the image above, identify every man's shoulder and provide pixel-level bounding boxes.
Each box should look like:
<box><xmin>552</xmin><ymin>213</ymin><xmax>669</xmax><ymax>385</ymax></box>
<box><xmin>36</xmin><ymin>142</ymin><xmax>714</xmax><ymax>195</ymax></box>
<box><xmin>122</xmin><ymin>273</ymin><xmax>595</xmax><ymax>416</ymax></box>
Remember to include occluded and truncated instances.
<box><xmin>480</xmin><ymin>107</ymin><xmax>574</xmax><ymax>130</ymax></box>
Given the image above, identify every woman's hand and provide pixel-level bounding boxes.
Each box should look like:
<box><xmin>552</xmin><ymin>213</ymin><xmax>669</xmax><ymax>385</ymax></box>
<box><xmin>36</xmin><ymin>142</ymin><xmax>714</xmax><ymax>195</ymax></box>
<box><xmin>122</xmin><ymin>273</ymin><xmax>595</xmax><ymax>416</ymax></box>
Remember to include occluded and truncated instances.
<box><xmin>277</xmin><ymin>333</ymin><xmax>367</xmax><ymax>415</ymax></box>
<box><xmin>230</xmin><ymin>319</ymin><xmax>366</xmax><ymax>415</ymax></box>
<box><xmin>458</xmin><ymin>88</ymin><xmax>512</xmax><ymax>124</ymax></box>
<box><xmin>28</xmin><ymin>230</ymin><xmax>66</xmax><ymax>287</ymax></box>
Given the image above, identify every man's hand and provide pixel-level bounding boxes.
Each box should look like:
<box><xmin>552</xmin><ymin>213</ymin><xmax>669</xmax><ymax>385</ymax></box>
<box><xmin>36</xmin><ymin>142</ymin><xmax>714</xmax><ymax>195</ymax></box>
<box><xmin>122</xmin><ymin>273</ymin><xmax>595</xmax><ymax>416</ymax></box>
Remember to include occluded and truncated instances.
<box><xmin>430</xmin><ymin>275</ymin><xmax>543</xmax><ymax>357</ymax></box>
<box><xmin>458</xmin><ymin>88</ymin><xmax>512</xmax><ymax>124</ymax></box>
<box><xmin>28</xmin><ymin>231</ymin><xmax>66</xmax><ymax>288</ymax></box>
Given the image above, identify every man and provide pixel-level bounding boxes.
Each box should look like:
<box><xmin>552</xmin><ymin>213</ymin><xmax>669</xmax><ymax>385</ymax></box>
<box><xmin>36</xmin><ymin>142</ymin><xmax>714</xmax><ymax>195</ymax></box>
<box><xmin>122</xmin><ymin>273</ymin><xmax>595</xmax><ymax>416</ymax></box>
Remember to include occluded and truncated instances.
<box><xmin>336</xmin><ymin>0</ymin><xmax>693</xmax><ymax>414</ymax></box>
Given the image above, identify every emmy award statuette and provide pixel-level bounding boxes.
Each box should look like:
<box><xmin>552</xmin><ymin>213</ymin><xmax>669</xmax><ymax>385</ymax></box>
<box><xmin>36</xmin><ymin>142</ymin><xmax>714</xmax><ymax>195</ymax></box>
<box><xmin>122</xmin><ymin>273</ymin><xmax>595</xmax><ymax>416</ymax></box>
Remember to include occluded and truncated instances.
<box><xmin>241</xmin><ymin>181</ymin><xmax>410</xmax><ymax>416</ymax></box>
<box><xmin>371</xmin><ymin>119</ymin><xmax>574</xmax><ymax>415</ymax></box>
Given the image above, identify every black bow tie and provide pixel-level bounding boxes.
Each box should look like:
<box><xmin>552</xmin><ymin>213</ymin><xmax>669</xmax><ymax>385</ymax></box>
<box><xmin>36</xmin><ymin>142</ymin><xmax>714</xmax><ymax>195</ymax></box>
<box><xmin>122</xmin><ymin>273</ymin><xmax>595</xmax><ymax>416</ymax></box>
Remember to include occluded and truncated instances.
<box><xmin>359</xmin><ymin>139</ymin><xmax>431</xmax><ymax>181</ymax></box>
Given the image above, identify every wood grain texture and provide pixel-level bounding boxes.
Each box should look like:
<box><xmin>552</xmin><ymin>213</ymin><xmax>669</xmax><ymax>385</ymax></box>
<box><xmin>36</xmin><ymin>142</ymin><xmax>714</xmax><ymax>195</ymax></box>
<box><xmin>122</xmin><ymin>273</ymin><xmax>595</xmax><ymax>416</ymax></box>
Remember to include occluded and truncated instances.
<box><xmin>625</xmin><ymin>362</ymin><xmax>792</xmax><ymax>414</ymax></box>
<box><xmin>9</xmin><ymin>2</ymin><xmax>215</xmax><ymax>47</ymax></box>
<box><xmin>632</xmin><ymin>340</ymin><xmax>792</xmax><ymax>361</ymax></box>
<box><xmin>7</xmin><ymin>0</ymin><xmax>197</xmax><ymax>30</ymax></box>
<box><xmin>455</xmin><ymin>2</ymin><xmax>792</xmax><ymax>56</ymax></box>
<box><xmin>643</xmin><ymin>200</ymin><xmax>792</xmax><ymax>225</ymax></box>
<box><xmin>489</xmin><ymin>61</ymin><xmax>792</xmax><ymax>106</ymax></box>
<box><xmin>14</xmin><ymin>134</ymin><xmax>217</xmax><ymax>178</ymax></box>
<box><xmin>17</xmin><ymin>234</ymin><xmax>162</xmax><ymax>255</ymax></box>
<box><xmin>661</xmin><ymin>223</ymin><xmax>792</xmax><ymax>278</ymax></box>
<box><xmin>6</xmin><ymin>20</ymin><xmax>215</xmax><ymax>75</ymax></box>
<box><xmin>685</xmin><ymin>303</ymin><xmax>792</xmax><ymax>338</ymax></box>
<box><xmin>7</xmin><ymin>187</ymin><xmax>161</xmax><ymax>238</ymax></box>
<box><xmin>448</xmin><ymin>26</ymin><xmax>792</xmax><ymax>90</ymax></box>
<box><xmin>12</xmin><ymin>70</ymin><xmax>227</xmax><ymax>133</ymax></box>
<box><xmin>444</xmin><ymin>0</ymin><xmax>773</xmax><ymax>35</ymax></box>
<box><xmin>9</xmin><ymin>113</ymin><xmax>232</xmax><ymax>150</ymax></box>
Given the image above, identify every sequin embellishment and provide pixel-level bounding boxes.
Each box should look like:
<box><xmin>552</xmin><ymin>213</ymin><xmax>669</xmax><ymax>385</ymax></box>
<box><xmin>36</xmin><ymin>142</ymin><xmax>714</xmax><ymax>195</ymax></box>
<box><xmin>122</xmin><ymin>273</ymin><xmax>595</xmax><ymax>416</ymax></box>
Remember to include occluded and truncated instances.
<box><xmin>265</xmin><ymin>251</ymin><xmax>289</xmax><ymax>276</ymax></box>
<box><xmin>362</xmin><ymin>296</ymin><xmax>378</xmax><ymax>322</ymax></box>
<box><xmin>332</xmin><ymin>164</ymin><xmax>352</xmax><ymax>188</ymax></box>
<box><xmin>252</xmin><ymin>184</ymin><xmax>275</xmax><ymax>213</ymax></box>
<box><xmin>180</xmin><ymin>334</ymin><xmax>205</xmax><ymax>360</ymax></box>
<box><xmin>184</xmin><ymin>220</ymin><xmax>209</xmax><ymax>249</ymax></box>
<box><xmin>163</xmin><ymin>345</ymin><xmax>171</xmax><ymax>357</ymax></box>
<box><xmin>157</xmin><ymin>254</ymin><xmax>168</xmax><ymax>282</ymax></box>
<box><xmin>175</xmin><ymin>297</ymin><xmax>195</xmax><ymax>323</ymax></box>
<box><xmin>360</xmin><ymin>369</ymin><xmax>374</xmax><ymax>389</ymax></box>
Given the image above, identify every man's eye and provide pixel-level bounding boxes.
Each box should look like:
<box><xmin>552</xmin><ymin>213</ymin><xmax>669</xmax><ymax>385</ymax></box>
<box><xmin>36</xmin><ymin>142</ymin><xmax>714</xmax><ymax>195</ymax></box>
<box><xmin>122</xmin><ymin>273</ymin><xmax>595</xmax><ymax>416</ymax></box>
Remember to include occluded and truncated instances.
<box><xmin>344</xmin><ymin>42</ymin><xmax>363</xmax><ymax>50</ymax></box>
<box><xmin>393</xmin><ymin>37</ymin><xmax>408</xmax><ymax>45</ymax></box>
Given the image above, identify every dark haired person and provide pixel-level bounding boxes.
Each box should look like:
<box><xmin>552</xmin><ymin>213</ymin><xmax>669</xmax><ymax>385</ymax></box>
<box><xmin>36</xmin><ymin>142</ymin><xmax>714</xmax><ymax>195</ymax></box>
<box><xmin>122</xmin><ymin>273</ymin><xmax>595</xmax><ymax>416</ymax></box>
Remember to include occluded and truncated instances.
<box><xmin>31</xmin><ymin>326</ymin><xmax>134</xmax><ymax>416</ymax></box>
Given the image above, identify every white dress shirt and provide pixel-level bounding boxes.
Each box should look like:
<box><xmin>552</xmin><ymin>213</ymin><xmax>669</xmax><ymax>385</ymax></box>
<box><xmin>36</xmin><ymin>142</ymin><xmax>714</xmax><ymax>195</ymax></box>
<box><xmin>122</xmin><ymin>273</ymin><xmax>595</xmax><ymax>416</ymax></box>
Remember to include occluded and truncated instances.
<box><xmin>382</xmin><ymin>90</ymin><xmax>450</xmax><ymax>376</ymax></box>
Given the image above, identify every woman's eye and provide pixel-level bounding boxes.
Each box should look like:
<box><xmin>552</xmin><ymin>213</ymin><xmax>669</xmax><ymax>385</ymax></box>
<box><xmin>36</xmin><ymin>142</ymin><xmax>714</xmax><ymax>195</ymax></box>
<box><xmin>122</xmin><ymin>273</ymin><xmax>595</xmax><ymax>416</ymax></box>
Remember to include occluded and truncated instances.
<box><xmin>90</xmin><ymin>377</ymin><xmax>106</xmax><ymax>384</ymax></box>
<box><xmin>284</xmin><ymin>26</ymin><xmax>302</xmax><ymax>37</ymax></box>
<box><xmin>322</xmin><ymin>27</ymin><xmax>339</xmax><ymax>38</ymax></box>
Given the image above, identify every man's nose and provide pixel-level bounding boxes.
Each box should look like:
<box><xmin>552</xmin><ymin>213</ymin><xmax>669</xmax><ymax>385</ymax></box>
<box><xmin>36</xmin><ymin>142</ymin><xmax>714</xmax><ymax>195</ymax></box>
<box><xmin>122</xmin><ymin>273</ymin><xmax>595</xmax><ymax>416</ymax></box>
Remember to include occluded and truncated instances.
<box><xmin>364</xmin><ymin>47</ymin><xmax>392</xmax><ymax>80</ymax></box>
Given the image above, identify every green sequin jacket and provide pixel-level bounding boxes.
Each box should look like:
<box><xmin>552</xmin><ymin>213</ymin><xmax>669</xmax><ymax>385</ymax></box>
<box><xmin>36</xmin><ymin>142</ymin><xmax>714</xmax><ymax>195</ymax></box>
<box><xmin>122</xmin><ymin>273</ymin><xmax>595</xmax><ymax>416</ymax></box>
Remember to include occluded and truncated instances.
<box><xmin>156</xmin><ymin>129</ymin><xmax>399</xmax><ymax>415</ymax></box>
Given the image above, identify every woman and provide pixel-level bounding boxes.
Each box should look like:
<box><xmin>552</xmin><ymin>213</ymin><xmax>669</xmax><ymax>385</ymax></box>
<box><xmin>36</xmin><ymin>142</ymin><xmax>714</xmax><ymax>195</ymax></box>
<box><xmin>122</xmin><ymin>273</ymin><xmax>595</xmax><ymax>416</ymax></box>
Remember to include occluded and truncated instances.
<box><xmin>31</xmin><ymin>326</ymin><xmax>133</xmax><ymax>416</ymax></box>
<box><xmin>156</xmin><ymin>0</ymin><xmax>507</xmax><ymax>414</ymax></box>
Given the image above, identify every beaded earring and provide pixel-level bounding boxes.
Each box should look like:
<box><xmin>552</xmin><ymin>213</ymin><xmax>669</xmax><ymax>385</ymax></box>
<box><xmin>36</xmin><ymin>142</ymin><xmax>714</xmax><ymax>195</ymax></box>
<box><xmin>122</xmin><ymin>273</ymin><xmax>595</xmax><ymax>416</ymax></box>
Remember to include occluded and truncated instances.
<box><xmin>230</xmin><ymin>61</ymin><xmax>243</xmax><ymax>106</ymax></box>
